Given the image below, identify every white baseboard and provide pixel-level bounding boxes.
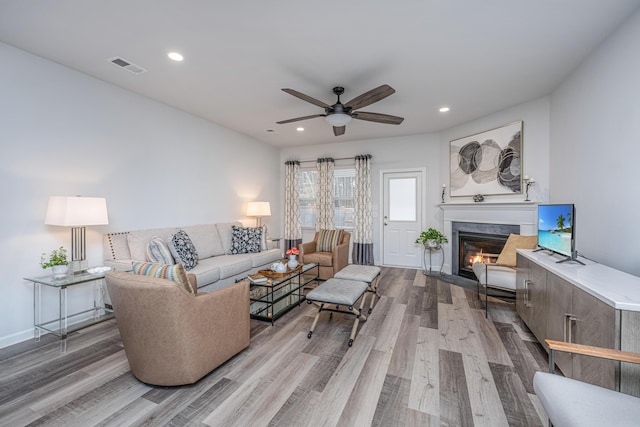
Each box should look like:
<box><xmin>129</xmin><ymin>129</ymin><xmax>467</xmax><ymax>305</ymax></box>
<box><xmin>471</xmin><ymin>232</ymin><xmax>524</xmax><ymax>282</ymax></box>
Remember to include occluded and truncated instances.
<box><xmin>0</xmin><ymin>328</ymin><xmax>35</xmax><ymax>349</ymax></box>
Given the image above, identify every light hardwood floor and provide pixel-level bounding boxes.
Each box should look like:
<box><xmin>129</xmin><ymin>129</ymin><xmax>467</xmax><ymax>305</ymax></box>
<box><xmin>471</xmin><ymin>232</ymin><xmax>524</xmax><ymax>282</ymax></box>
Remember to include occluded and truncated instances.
<box><xmin>0</xmin><ymin>267</ymin><xmax>549</xmax><ymax>426</ymax></box>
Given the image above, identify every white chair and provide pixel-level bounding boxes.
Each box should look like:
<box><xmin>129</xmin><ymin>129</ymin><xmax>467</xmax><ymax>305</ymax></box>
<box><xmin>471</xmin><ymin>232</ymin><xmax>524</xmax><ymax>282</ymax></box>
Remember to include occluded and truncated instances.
<box><xmin>534</xmin><ymin>339</ymin><xmax>640</xmax><ymax>427</ymax></box>
<box><xmin>472</xmin><ymin>233</ymin><xmax>537</xmax><ymax>317</ymax></box>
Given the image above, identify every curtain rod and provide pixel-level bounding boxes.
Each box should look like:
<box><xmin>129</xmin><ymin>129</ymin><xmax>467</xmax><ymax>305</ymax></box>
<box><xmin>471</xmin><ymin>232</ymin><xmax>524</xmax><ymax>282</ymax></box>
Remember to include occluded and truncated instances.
<box><xmin>284</xmin><ymin>155</ymin><xmax>372</xmax><ymax>164</ymax></box>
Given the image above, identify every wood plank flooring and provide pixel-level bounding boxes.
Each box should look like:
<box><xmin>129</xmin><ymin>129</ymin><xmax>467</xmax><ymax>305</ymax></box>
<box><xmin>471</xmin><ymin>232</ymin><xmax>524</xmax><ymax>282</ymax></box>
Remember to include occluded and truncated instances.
<box><xmin>0</xmin><ymin>267</ymin><xmax>549</xmax><ymax>426</ymax></box>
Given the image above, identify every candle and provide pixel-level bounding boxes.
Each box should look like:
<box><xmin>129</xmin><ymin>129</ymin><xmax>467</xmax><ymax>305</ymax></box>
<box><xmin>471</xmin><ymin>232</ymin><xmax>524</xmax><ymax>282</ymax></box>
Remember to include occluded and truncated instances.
<box><xmin>524</xmin><ymin>175</ymin><xmax>529</xmax><ymax>180</ymax></box>
<box><xmin>442</xmin><ymin>184</ymin><xmax>446</xmax><ymax>188</ymax></box>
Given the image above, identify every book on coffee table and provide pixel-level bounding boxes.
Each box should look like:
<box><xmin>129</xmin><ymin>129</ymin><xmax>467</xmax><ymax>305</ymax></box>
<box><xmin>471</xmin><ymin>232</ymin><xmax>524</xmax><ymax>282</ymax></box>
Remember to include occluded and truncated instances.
<box><xmin>248</xmin><ymin>273</ymin><xmax>268</xmax><ymax>284</ymax></box>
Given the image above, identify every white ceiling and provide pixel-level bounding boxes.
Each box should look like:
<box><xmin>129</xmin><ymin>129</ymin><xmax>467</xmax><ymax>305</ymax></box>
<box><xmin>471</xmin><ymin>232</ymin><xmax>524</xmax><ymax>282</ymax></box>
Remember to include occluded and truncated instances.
<box><xmin>1</xmin><ymin>1</ymin><xmax>639</xmax><ymax>147</ymax></box>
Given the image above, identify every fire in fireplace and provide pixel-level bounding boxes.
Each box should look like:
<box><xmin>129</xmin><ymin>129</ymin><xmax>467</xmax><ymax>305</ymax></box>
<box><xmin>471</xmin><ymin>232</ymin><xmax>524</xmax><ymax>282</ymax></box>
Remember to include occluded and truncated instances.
<box><xmin>458</xmin><ymin>232</ymin><xmax>509</xmax><ymax>280</ymax></box>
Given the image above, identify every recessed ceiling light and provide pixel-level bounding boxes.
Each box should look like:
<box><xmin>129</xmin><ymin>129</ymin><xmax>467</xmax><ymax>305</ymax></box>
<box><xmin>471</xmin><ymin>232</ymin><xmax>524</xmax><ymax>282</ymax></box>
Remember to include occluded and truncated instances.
<box><xmin>439</xmin><ymin>106</ymin><xmax>450</xmax><ymax>113</ymax></box>
<box><xmin>167</xmin><ymin>52</ymin><xmax>184</xmax><ymax>62</ymax></box>
<box><xmin>296</xmin><ymin>127</ymin><xmax>304</xmax><ymax>132</ymax></box>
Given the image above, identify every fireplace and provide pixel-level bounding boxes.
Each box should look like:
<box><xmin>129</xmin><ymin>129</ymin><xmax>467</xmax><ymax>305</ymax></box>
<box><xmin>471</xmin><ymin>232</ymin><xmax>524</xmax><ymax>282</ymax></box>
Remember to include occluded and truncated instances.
<box><xmin>451</xmin><ymin>222</ymin><xmax>520</xmax><ymax>279</ymax></box>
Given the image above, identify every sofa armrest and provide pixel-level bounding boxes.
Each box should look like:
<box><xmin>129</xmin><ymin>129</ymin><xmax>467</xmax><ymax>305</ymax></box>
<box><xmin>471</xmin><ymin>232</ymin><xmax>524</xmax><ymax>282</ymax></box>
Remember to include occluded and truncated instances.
<box><xmin>333</xmin><ymin>241</ymin><xmax>350</xmax><ymax>272</ymax></box>
<box><xmin>300</xmin><ymin>240</ymin><xmax>317</xmax><ymax>262</ymax></box>
<box><xmin>105</xmin><ymin>259</ymin><xmax>133</xmax><ymax>271</ymax></box>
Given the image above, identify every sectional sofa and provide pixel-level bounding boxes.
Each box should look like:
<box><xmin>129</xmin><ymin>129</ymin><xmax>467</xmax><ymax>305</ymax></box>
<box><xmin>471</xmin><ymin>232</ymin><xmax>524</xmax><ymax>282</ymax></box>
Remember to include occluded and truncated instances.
<box><xmin>103</xmin><ymin>222</ymin><xmax>281</xmax><ymax>292</ymax></box>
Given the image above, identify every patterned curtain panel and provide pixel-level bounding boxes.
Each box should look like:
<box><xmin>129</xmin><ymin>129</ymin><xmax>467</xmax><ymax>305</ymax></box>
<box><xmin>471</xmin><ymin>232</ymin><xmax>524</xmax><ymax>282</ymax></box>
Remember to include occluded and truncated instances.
<box><xmin>316</xmin><ymin>157</ymin><xmax>334</xmax><ymax>231</ymax></box>
<box><xmin>352</xmin><ymin>154</ymin><xmax>374</xmax><ymax>265</ymax></box>
<box><xmin>284</xmin><ymin>161</ymin><xmax>302</xmax><ymax>251</ymax></box>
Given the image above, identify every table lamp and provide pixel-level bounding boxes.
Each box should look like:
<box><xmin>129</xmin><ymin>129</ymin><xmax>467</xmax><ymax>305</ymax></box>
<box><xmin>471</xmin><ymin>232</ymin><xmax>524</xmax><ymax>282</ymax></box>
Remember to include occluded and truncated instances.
<box><xmin>45</xmin><ymin>196</ymin><xmax>109</xmax><ymax>272</ymax></box>
<box><xmin>246</xmin><ymin>201</ymin><xmax>271</xmax><ymax>227</ymax></box>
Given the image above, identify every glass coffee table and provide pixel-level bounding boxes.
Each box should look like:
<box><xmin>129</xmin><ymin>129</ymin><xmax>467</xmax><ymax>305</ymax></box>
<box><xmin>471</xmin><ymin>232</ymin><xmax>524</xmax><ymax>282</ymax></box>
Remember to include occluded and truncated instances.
<box><xmin>248</xmin><ymin>263</ymin><xmax>318</xmax><ymax>325</ymax></box>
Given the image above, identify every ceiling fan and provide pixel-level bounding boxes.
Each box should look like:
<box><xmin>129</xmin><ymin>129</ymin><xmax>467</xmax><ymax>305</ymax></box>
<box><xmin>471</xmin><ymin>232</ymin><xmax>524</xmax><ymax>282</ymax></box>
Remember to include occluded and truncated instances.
<box><xmin>276</xmin><ymin>85</ymin><xmax>404</xmax><ymax>136</ymax></box>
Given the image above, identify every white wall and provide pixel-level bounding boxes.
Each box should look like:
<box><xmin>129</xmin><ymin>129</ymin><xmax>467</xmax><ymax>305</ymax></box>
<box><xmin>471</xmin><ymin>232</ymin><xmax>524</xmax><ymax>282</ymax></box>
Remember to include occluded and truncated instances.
<box><xmin>550</xmin><ymin>9</ymin><xmax>640</xmax><ymax>276</ymax></box>
<box><xmin>280</xmin><ymin>133</ymin><xmax>442</xmax><ymax>264</ymax></box>
<box><xmin>0</xmin><ymin>43</ymin><xmax>280</xmax><ymax>348</ymax></box>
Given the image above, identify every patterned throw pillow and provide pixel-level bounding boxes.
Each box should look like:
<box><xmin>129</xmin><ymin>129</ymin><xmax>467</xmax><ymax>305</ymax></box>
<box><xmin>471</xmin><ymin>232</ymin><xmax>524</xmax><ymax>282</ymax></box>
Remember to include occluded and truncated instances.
<box><xmin>146</xmin><ymin>236</ymin><xmax>174</xmax><ymax>265</ymax></box>
<box><xmin>168</xmin><ymin>230</ymin><xmax>199</xmax><ymax>270</ymax></box>
<box><xmin>132</xmin><ymin>262</ymin><xmax>194</xmax><ymax>294</ymax></box>
<box><xmin>316</xmin><ymin>229</ymin><xmax>343</xmax><ymax>252</ymax></box>
<box><xmin>230</xmin><ymin>226</ymin><xmax>263</xmax><ymax>254</ymax></box>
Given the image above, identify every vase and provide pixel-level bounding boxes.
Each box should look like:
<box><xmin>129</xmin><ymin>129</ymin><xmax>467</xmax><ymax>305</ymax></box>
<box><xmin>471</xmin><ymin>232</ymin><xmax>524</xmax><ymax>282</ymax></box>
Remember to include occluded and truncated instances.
<box><xmin>288</xmin><ymin>254</ymin><xmax>299</xmax><ymax>269</ymax></box>
<box><xmin>51</xmin><ymin>265</ymin><xmax>68</xmax><ymax>278</ymax></box>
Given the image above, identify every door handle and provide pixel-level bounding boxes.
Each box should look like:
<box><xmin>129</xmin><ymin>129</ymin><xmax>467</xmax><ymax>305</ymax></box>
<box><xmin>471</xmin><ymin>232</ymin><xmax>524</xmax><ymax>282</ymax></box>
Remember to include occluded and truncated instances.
<box><xmin>563</xmin><ymin>313</ymin><xmax>577</xmax><ymax>343</ymax></box>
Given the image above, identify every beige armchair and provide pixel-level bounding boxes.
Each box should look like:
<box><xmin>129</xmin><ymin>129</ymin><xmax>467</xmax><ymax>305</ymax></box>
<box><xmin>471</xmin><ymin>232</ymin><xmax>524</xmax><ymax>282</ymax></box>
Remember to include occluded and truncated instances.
<box><xmin>300</xmin><ymin>230</ymin><xmax>350</xmax><ymax>280</ymax></box>
<box><xmin>105</xmin><ymin>271</ymin><xmax>250</xmax><ymax>386</ymax></box>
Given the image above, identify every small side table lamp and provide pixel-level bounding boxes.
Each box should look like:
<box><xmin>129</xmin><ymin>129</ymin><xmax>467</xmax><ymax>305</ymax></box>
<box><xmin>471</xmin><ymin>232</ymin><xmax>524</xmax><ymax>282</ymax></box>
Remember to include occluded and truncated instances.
<box><xmin>247</xmin><ymin>201</ymin><xmax>271</xmax><ymax>227</ymax></box>
<box><xmin>45</xmin><ymin>196</ymin><xmax>109</xmax><ymax>273</ymax></box>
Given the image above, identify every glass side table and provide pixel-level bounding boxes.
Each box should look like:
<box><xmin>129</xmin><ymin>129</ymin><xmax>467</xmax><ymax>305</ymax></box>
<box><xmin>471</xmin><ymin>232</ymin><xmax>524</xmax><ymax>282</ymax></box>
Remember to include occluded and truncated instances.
<box><xmin>24</xmin><ymin>269</ymin><xmax>114</xmax><ymax>352</ymax></box>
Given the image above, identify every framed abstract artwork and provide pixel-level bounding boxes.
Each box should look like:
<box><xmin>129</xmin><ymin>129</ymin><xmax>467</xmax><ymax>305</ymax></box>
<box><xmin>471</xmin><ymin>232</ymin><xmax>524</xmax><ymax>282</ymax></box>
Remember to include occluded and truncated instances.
<box><xmin>449</xmin><ymin>121</ymin><xmax>523</xmax><ymax>197</ymax></box>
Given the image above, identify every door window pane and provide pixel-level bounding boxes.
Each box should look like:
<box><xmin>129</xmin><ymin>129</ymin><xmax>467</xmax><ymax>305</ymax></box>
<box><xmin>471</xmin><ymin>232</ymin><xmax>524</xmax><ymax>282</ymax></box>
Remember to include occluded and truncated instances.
<box><xmin>389</xmin><ymin>177</ymin><xmax>416</xmax><ymax>221</ymax></box>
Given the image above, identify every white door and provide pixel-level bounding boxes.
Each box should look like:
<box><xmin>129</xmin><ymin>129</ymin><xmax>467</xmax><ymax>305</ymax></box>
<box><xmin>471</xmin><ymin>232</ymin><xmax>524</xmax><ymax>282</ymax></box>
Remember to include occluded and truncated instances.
<box><xmin>382</xmin><ymin>170</ymin><xmax>423</xmax><ymax>267</ymax></box>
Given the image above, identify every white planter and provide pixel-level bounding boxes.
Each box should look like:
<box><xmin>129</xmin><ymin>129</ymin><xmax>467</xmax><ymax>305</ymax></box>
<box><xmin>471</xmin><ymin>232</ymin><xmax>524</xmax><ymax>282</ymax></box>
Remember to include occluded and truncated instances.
<box><xmin>51</xmin><ymin>265</ymin><xmax>69</xmax><ymax>278</ymax></box>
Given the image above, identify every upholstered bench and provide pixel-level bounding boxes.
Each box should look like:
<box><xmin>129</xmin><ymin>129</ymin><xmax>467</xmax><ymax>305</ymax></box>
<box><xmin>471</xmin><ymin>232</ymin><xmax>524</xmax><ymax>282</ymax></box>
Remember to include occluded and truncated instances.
<box><xmin>305</xmin><ymin>278</ymin><xmax>369</xmax><ymax>347</ymax></box>
<box><xmin>334</xmin><ymin>264</ymin><xmax>381</xmax><ymax>314</ymax></box>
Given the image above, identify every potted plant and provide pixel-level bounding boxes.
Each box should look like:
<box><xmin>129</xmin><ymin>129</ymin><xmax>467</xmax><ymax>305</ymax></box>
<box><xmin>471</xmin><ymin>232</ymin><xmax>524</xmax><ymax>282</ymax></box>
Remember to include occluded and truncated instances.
<box><xmin>416</xmin><ymin>228</ymin><xmax>449</xmax><ymax>249</ymax></box>
<box><xmin>40</xmin><ymin>246</ymin><xmax>69</xmax><ymax>278</ymax></box>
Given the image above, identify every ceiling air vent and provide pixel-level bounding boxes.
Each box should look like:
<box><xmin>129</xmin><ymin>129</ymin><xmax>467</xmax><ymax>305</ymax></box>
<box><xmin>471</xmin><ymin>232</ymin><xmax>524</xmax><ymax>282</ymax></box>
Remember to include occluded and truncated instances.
<box><xmin>106</xmin><ymin>56</ymin><xmax>147</xmax><ymax>75</ymax></box>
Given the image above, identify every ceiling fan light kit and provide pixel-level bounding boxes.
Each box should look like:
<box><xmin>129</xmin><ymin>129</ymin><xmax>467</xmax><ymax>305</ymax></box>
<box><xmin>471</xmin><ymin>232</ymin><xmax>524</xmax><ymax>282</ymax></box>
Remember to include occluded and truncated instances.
<box><xmin>277</xmin><ymin>85</ymin><xmax>404</xmax><ymax>136</ymax></box>
<box><xmin>325</xmin><ymin>113</ymin><xmax>352</xmax><ymax>127</ymax></box>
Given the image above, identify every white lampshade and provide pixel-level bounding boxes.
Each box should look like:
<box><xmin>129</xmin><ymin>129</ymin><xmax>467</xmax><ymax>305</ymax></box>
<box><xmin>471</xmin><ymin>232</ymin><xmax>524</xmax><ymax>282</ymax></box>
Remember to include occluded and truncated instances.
<box><xmin>45</xmin><ymin>196</ymin><xmax>109</xmax><ymax>226</ymax></box>
<box><xmin>325</xmin><ymin>113</ymin><xmax>352</xmax><ymax>127</ymax></box>
<box><xmin>246</xmin><ymin>201</ymin><xmax>271</xmax><ymax>217</ymax></box>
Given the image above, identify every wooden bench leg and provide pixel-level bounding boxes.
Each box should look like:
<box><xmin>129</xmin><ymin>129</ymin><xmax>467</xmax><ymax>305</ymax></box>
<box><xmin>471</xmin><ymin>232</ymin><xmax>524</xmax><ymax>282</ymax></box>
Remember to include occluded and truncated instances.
<box><xmin>348</xmin><ymin>293</ymin><xmax>368</xmax><ymax>347</ymax></box>
<box><xmin>307</xmin><ymin>303</ymin><xmax>324</xmax><ymax>339</ymax></box>
<box><xmin>367</xmin><ymin>276</ymin><xmax>381</xmax><ymax>314</ymax></box>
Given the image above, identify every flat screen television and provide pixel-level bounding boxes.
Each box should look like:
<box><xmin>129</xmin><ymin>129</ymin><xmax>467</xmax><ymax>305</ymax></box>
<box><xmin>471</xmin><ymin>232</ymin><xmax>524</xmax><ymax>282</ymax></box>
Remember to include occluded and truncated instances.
<box><xmin>536</xmin><ymin>204</ymin><xmax>582</xmax><ymax>264</ymax></box>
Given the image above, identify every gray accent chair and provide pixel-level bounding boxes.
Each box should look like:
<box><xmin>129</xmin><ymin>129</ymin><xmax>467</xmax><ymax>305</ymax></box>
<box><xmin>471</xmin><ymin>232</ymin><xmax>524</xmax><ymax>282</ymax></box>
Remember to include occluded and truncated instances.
<box><xmin>534</xmin><ymin>339</ymin><xmax>640</xmax><ymax>427</ymax></box>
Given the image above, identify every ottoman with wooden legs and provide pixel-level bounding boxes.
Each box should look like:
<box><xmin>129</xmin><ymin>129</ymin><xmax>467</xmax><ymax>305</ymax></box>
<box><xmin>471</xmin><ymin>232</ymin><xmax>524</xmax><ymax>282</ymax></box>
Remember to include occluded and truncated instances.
<box><xmin>334</xmin><ymin>264</ymin><xmax>381</xmax><ymax>314</ymax></box>
<box><xmin>305</xmin><ymin>278</ymin><xmax>369</xmax><ymax>347</ymax></box>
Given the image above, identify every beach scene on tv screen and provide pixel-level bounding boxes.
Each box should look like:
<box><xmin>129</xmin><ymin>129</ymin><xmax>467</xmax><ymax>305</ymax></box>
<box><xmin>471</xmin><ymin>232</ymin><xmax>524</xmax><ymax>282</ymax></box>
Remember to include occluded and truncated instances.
<box><xmin>538</xmin><ymin>205</ymin><xmax>572</xmax><ymax>256</ymax></box>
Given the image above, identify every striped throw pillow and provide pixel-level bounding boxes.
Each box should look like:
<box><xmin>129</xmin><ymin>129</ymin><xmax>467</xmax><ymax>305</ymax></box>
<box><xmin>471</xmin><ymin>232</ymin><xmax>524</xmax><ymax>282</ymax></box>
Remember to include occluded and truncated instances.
<box><xmin>132</xmin><ymin>262</ymin><xmax>195</xmax><ymax>294</ymax></box>
<box><xmin>316</xmin><ymin>229</ymin><xmax>343</xmax><ymax>252</ymax></box>
<box><xmin>146</xmin><ymin>236</ymin><xmax>174</xmax><ymax>265</ymax></box>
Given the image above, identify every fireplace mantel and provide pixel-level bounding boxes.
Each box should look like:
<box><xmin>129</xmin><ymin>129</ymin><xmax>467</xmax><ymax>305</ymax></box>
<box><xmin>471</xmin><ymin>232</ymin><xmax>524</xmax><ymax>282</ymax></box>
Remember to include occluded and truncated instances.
<box><xmin>439</xmin><ymin>201</ymin><xmax>538</xmax><ymax>274</ymax></box>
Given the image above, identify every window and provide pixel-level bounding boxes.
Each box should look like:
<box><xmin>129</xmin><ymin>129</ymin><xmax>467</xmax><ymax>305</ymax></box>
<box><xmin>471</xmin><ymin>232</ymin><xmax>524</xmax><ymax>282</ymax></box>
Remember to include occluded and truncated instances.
<box><xmin>299</xmin><ymin>168</ymin><xmax>356</xmax><ymax>229</ymax></box>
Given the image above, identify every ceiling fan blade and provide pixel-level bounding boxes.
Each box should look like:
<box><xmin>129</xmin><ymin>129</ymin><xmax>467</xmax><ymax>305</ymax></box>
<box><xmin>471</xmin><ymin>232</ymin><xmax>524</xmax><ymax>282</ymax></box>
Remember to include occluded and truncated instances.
<box><xmin>281</xmin><ymin>88</ymin><xmax>330</xmax><ymax>108</ymax></box>
<box><xmin>333</xmin><ymin>126</ymin><xmax>346</xmax><ymax>136</ymax></box>
<box><xmin>353</xmin><ymin>111</ymin><xmax>404</xmax><ymax>125</ymax></box>
<box><xmin>344</xmin><ymin>84</ymin><xmax>395</xmax><ymax>110</ymax></box>
<box><xmin>276</xmin><ymin>114</ymin><xmax>325</xmax><ymax>125</ymax></box>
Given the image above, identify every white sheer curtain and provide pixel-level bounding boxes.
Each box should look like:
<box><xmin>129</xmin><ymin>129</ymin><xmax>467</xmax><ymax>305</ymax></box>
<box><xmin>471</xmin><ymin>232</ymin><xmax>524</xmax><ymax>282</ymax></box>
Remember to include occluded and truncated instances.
<box><xmin>352</xmin><ymin>154</ymin><xmax>374</xmax><ymax>265</ymax></box>
<box><xmin>284</xmin><ymin>160</ymin><xmax>301</xmax><ymax>251</ymax></box>
<box><xmin>315</xmin><ymin>157</ymin><xmax>334</xmax><ymax>230</ymax></box>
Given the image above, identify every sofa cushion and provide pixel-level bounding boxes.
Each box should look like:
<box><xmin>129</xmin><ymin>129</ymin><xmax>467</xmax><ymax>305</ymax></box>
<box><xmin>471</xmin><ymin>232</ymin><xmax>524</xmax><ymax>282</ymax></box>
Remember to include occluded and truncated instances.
<box><xmin>146</xmin><ymin>236</ymin><xmax>175</xmax><ymax>265</ymax></box>
<box><xmin>186</xmin><ymin>257</ymin><xmax>221</xmax><ymax>286</ymax></box>
<box><xmin>230</xmin><ymin>226</ymin><xmax>263</xmax><ymax>254</ymax></box>
<box><xmin>248</xmin><ymin>248</ymin><xmax>282</xmax><ymax>268</ymax></box>
<box><xmin>496</xmin><ymin>234</ymin><xmax>538</xmax><ymax>267</ymax></box>
<box><xmin>304</xmin><ymin>251</ymin><xmax>334</xmax><ymax>267</ymax></box>
<box><xmin>168</xmin><ymin>230</ymin><xmax>199</xmax><ymax>270</ymax></box>
<box><xmin>215</xmin><ymin>222</ymin><xmax>243</xmax><ymax>254</ymax></box>
<box><xmin>182</xmin><ymin>224</ymin><xmax>225</xmax><ymax>259</ymax></box>
<box><xmin>316</xmin><ymin>229</ymin><xmax>343</xmax><ymax>253</ymax></box>
<box><xmin>132</xmin><ymin>262</ymin><xmax>194</xmax><ymax>294</ymax></box>
<box><xmin>198</xmin><ymin>254</ymin><xmax>253</xmax><ymax>279</ymax></box>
